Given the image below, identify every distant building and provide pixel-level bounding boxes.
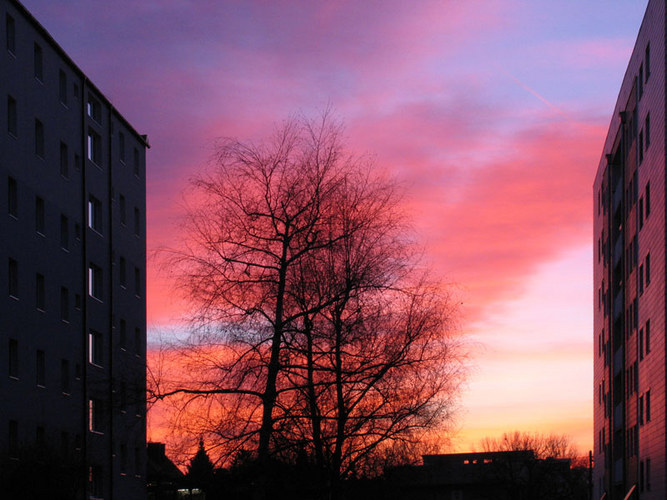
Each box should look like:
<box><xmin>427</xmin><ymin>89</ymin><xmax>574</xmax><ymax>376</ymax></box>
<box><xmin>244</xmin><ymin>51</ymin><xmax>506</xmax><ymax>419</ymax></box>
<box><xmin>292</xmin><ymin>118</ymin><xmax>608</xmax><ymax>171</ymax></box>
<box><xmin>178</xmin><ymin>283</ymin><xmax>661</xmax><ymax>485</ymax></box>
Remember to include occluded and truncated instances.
<box><xmin>593</xmin><ymin>1</ymin><xmax>664</xmax><ymax>498</ymax></box>
<box><xmin>0</xmin><ymin>0</ymin><xmax>148</xmax><ymax>498</ymax></box>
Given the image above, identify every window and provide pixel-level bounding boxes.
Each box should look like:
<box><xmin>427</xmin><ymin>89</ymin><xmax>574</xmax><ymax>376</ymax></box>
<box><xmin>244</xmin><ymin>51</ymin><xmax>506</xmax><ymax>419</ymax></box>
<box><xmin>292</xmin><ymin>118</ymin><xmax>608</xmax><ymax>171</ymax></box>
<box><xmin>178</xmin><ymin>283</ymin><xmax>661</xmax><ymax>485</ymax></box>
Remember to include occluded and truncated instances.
<box><xmin>120</xmin><ymin>381</ymin><xmax>127</xmax><ymax>412</ymax></box>
<box><xmin>646</xmin><ymin>319</ymin><xmax>651</xmax><ymax>354</ymax></box>
<box><xmin>639</xmin><ymin>264</ymin><xmax>644</xmax><ymax>294</ymax></box>
<box><xmin>34</xmin><ymin>119</ymin><xmax>44</xmax><ymax>157</ymax></box>
<box><xmin>60</xmin><ymin>142</ymin><xmax>69</xmax><ymax>178</ymax></box>
<box><xmin>119</xmin><ymin>194</ymin><xmax>126</xmax><ymax>224</ymax></box>
<box><xmin>135</xmin><ymin>446</ymin><xmax>142</xmax><ymax>476</ymax></box>
<box><xmin>60</xmin><ymin>214</ymin><xmax>68</xmax><ymax>250</ymax></box>
<box><xmin>134</xmin><ymin>207</ymin><xmax>140</xmax><ymax>236</ymax></box>
<box><xmin>35</xmin><ymin>196</ymin><xmax>44</xmax><ymax>234</ymax></box>
<box><xmin>9</xmin><ymin>339</ymin><xmax>18</xmax><ymax>378</ymax></box>
<box><xmin>120</xmin><ymin>256</ymin><xmax>127</xmax><ymax>287</ymax></box>
<box><xmin>33</xmin><ymin>43</ymin><xmax>43</xmax><ymax>80</ymax></box>
<box><xmin>639</xmin><ymin>131</ymin><xmax>643</xmax><ymax>162</ymax></box>
<box><xmin>36</xmin><ymin>349</ymin><xmax>45</xmax><ymax>387</ymax></box>
<box><xmin>639</xmin><ymin>64</ymin><xmax>644</xmax><ymax>97</ymax></box>
<box><xmin>639</xmin><ymin>394</ymin><xmax>644</xmax><ymax>424</ymax></box>
<box><xmin>88</xmin><ymin>264</ymin><xmax>102</xmax><ymax>300</ymax></box>
<box><xmin>89</xmin><ymin>330</ymin><xmax>103</xmax><ymax>366</ymax></box>
<box><xmin>645</xmin><ymin>43</ymin><xmax>651</xmax><ymax>82</ymax></box>
<box><xmin>639</xmin><ymin>198</ymin><xmax>644</xmax><ymax>229</ymax></box>
<box><xmin>646</xmin><ymin>182</ymin><xmax>651</xmax><ymax>217</ymax></box>
<box><xmin>88</xmin><ymin>400</ymin><xmax>103</xmax><ymax>433</ymax></box>
<box><xmin>87</xmin><ymin>95</ymin><xmax>101</xmax><ymax>122</ymax></box>
<box><xmin>135</xmin><ymin>383</ymin><xmax>143</xmax><ymax>417</ymax></box>
<box><xmin>6</xmin><ymin>14</ymin><xmax>15</xmax><ymax>54</ymax></box>
<box><xmin>645</xmin><ymin>114</ymin><xmax>650</xmax><ymax>148</ymax></box>
<box><xmin>8</xmin><ymin>177</ymin><xmax>17</xmax><ymax>217</ymax></box>
<box><xmin>35</xmin><ymin>273</ymin><xmax>45</xmax><ymax>311</ymax></box>
<box><xmin>647</xmin><ymin>457</ymin><xmax>652</xmax><ymax>491</ymax></box>
<box><xmin>61</xmin><ymin>359</ymin><xmax>70</xmax><ymax>394</ymax></box>
<box><xmin>646</xmin><ymin>390</ymin><xmax>651</xmax><ymax>422</ymax></box>
<box><xmin>59</xmin><ymin>70</ymin><xmax>67</xmax><ymax>105</ymax></box>
<box><xmin>8</xmin><ymin>421</ymin><xmax>19</xmax><ymax>461</ymax></box>
<box><xmin>88</xmin><ymin>195</ymin><xmax>102</xmax><ymax>233</ymax></box>
<box><xmin>120</xmin><ymin>443</ymin><xmax>128</xmax><ymax>473</ymax></box>
<box><xmin>87</xmin><ymin>128</ymin><xmax>101</xmax><ymax>165</ymax></box>
<box><xmin>8</xmin><ymin>258</ymin><xmax>18</xmax><ymax>298</ymax></box>
<box><xmin>120</xmin><ymin>319</ymin><xmax>127</xmax><ymax>349</ymax></box>
<box><xmin>60</xmin><ymin>286</ymin><xmax>69</xmax><ymax>322</ymax></box>
<box><xmin>133</xmin><ymin>147</ymin><xmax>140</xmax><ymax>177</ymax></box>
<box><xmin>646</xmin><ymin>253</ymin><xmax>651</xmax><ymax>286</ymax></box>
<box><xmin>134</xmin><ymin>267</ymin><xmax>141</xmax><ymax>297</ymax></box>
<box><xmin>7</xmin><ymin>95</ymin><xmax>17</xmax><ymax>136</ymax></box>
<box><xmin>640</xmin><ymin>328</ymin><xmax>644</xmax><ymax>360</ymax></box>
<box><xmin>119</xmin><ymin>132</ymin><xmax>126</xmax><ymax>163</ymax></box>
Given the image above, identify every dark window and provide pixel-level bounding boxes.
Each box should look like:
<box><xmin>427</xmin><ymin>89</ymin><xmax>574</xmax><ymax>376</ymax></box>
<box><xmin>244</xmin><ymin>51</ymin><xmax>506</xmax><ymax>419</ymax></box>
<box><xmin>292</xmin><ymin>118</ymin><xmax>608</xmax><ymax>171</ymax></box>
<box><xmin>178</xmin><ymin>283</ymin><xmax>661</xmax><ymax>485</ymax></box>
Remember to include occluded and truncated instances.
<box><xmin>60</xmin><ymin>142</ymin><xmax>69</xmax><ymax>178</ymax></box>
<box><xmin>640</xmin><ymin>461</ymin><xmax>645</xmax><ymax>492</ymax></box>
<box><xmin>120</xmin><ymin>443</ymin><xmax>128</xmax><ymax>473</ymax></box>
<box><xmin>647</xmin><ymin>457</ymin><xmax>651</xmax><ymax>490</ymax></box>
<box><xmin>89</xmin><ymin>330</ymin><xmax>103</xmax><ymax>366</ymax></box>
<box><xmin>646</xmin><ymin>183</ymin><xmax>651</xmax><ymax>217</ymax></box>
<box><xmin>75</xmin><ymin>293</ymin><xmax>81</xmax><ymax>310</ymax></box>
<box><xmin>120</xmin><ymin>319</ymin><xmax>127</xmax><ymax>349</ymax></box>
<box><xmin>120</xmin><ymin>256</ymin><xmax>127</xmax><ymax>287</ymax></box>
<box><xmin>134</xmin><ymin>267</ymin><xmax>141</xmax><ymax>297</ymax></box>
<box><xmin>87</xmin><ymin>95</ymin><xmax>101</xmax><ymax>122</ymax></box>
<box><xmin>646</xmin><ymin>253</ymin><xmax>651</xmax><ymax>286</ymax></box>
<box><xmin>6</xmin><ymin>14</ymin><xmax>15</xmax><ymax>54</ymax></box>
<box><xmin>640</xmin><ymin>328</ymin><xmax>644</xmax><ymax>360</ymax></box>
<box><xmin>639</xmin><ymin>198</ymin><xmax>644</xmax><ymax>229</ymax></box>
<box><xmin>61</xmin><ymin>359</ymin><xmax>70</xmax><ymax>394</ymax></box>
<box><xmin>35</xmin><ymin>196</ymin><xmax>44</xmax><ymax>234</ymax></box>
<box><xmin>35</xmin><ymin>119</ymin><xmax>44</xmax><ymax>157</ymax></box>
<box><xmin>87</xmin><ymin>128</ymin><xmax>101</xmax><ymax>165</ymax></box>
<box><xmin>59</xmin><ymin>70</ymin><xmax>67</xmax><ymax>105</ymax></box>
<box><xmin>88</xmin><ymin>264</ymin><xmax>103</xmax><ymax>300</ymax></box>
<box><xmin>646</xmin><ymin>390</ymin><xmax>651</xmax><ymax>422</ymax></box>
<box><xmin>119</xmin><ymin>132</ymin><xmax>126</xmax><ymax>163</ymax></box>
<box><xmin>88</xmin><ymin>195</ymin><xmax>102</xmax><ymax>233</ymax></box>
<box><xmin>60</xmin><ymin>286</ymin><xmax>69</xmax><ymax>322</ymax></box>
<box><xmin>639</xmin><ymin>131</ymin><xmax>643</xmax><ymax>163</ymax></box>
<box><xmin>119</xmin><ymin>194</ymin><xmax>126</xmax><ymax>225</ymax></box>
<box><xmin>645</xmin><ymin>43</ymin><xmax>650</xmax><ymax>82</ymax></box>
<box><xmin>60</xmin><ymin>214</ymin><xmax>68</xmax><ymax>250</ymax></box>
<box><xmin>7</xmin><ymin>95</ymin><xmax>17</xmax><ymax>136</ymax></box>
<box><xmin>645</xmin><ymin>114</ymin><xmax>650</xmax><ymax>148</ymax></box>
<box><xmin>639</xmin><ymin>64</ymin><xmax>644</xmax><ymax>97</ymax></box>
<box><xmin>36</xmin><ymin>349</ymin><xmax>45</xmax><ymax>387</ymax></box>
<box><xmin>8</xmin><ymin>177</ymin><xmax>17</xmax><ymax>217</ymax></box>
<box><xmin>133</xmin><ymin>147</ymin><xmax>140</xmax><ymax>176</ymax></box>
<box><xmin>8</xmin><ymin>421</ymin><xmax>19</xmax><ymax>460</ymax></box>
<box><xmin>134</xmin><ymin>207</ymin><xmax>140</xmax><ymax>236</ymax></box>
<box><xmin>36</xmin><ymin>273</ymin><xmax>45</xmax><ymax>310</ymax></box>
<box><xmin>9</xmin><ymin>338</ymin><xmax>18</xmax><ymax>378</ymax></box>
<box><xmin>75</xmin><ymin>153</ymin><xmax>81</xmax><ymax>171</ymax></box>
<box><xmin>33</xmin><ymin>43</ymin><xmax>43</xmax><ymax>80</ymax></box>
<box><xmin>8</xmin><ymin>258</ymin><xmax>18</xmax><ymax>298</ymax></box>
<box><xmin>646</xmin><ymin>319</ymin><xmax>651</xmax><ymax>354</ymax></box>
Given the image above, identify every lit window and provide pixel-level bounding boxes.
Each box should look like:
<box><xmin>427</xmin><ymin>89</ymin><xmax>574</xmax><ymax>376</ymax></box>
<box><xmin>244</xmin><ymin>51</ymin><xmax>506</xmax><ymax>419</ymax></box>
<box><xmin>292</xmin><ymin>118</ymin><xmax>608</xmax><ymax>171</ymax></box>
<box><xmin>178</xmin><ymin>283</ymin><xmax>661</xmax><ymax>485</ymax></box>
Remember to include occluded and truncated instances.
<box><xmin>7</xmin><ymin>95</ymin><xmax>17</xmax><ymax>136</ymax></box>
<box><xmin>88</xmin><ymin>330</ymin><xmax>103</xmax><ymax>366</ymax></box>
<box><xmin>88</xmin><ymin>264</ymin><xmax>103</xmax><ymax>300</ymax></box>
<box><xmin>87</xmin><ymin>128</ymin><xmax>102</xmax><ymax>165</ymax></box>
<box><xmin>88</xmin><ymin>400</ymin><xmax>103</xmax><ymax>433</ymax></box>
<box><xmin>88</xmin><ymin>195</ymin><xmax>102</xmax><ymax>233</ymax></box>
<box><xmin>33</xmin><ymin>43</ymin><xmax>43</xmax><ymax>81</ymax></box>
<box><xmin>87</xmin><ymin>95</ymin><xmax>101</xmax><ymax>122</ymax></box>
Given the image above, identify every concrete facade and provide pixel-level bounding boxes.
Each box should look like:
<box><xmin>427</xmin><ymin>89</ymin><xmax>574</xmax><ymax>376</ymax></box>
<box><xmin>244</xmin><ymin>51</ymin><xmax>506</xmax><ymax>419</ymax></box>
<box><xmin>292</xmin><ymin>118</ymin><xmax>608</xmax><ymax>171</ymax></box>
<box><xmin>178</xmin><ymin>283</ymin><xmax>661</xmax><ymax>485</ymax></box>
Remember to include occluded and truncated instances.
<box><xmin>593</xmin><ymin>1</ymin><xmax>666</xmax><ymax>498</ymax></box>
<box><xmin>0</xmin><ymin>1</ymin><xmax>148</xmax><ymax>498</ymax></box>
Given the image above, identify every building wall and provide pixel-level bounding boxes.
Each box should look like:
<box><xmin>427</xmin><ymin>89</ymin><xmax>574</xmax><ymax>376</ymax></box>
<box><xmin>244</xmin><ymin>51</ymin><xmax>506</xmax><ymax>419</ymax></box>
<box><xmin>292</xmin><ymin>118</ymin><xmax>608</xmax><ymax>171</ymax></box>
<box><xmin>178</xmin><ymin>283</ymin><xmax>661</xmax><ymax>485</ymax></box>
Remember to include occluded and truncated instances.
<box><xmin>593</xmin><ymin>1</ymin><xmax>666</xmax><ymax>498</ymax></box>
<box><xmin>0</xmin><ymin>1</ymin><xmax>147</xmax><ymax>498</ymax></box>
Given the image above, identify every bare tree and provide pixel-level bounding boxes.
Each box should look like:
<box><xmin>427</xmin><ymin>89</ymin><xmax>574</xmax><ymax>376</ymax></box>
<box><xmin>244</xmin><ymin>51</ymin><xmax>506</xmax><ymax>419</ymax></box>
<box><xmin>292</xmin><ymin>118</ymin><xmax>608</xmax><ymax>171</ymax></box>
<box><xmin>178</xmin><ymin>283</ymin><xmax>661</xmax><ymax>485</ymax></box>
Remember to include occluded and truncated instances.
<box><xmin>152</xmin><ymin>113</ymin><xmax>464</xmax><ymax>493</ymax></box>
<box><xmin>478</xmin><ymin>431</ymin><xmax>579</xmax><ymax>460</ymax></box>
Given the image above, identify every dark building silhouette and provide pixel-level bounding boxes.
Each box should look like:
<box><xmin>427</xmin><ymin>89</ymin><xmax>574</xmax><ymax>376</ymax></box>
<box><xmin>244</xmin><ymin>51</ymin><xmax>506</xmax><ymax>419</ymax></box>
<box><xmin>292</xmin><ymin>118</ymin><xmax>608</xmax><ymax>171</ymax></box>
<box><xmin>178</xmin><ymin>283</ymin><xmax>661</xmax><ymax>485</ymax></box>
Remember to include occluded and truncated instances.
<box><xmin>593</xmin><ymin>1</ymin><xmax>664</xmax><ymax>498</ymax></box>
<box><xmin>1</xmin><ymin>0</ymin><xmax>148</xmax><ymax>498</ymax></box>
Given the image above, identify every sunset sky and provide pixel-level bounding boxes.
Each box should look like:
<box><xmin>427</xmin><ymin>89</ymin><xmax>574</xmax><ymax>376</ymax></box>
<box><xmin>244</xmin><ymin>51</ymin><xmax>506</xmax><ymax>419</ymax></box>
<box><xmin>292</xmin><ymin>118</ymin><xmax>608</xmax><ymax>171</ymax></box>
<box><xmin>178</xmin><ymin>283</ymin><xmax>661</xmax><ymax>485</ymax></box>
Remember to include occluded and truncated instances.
<box><xmin>23</xmin><ymin>0</ymin><xmax>649</xmax><ymax>455</ymax></box>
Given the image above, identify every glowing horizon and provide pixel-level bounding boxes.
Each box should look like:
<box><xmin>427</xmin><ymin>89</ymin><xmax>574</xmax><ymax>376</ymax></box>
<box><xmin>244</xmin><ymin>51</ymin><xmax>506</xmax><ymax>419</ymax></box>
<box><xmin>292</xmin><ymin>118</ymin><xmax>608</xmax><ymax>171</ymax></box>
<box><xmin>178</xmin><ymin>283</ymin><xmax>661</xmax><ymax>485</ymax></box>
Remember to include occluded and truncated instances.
<box><xmin>21</xmin><ymin>0</ymin><xmax>650</xmax><ymax>458</ymax></box>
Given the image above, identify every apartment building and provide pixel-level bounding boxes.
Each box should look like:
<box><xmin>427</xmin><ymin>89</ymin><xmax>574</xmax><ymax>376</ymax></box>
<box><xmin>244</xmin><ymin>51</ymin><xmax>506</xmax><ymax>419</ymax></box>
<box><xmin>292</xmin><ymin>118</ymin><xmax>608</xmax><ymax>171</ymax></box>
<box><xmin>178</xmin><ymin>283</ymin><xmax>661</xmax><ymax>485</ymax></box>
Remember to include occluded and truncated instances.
<box><xmin>593</xmin><ymin>1</ymin><xmax>664</xmax><ymax>498</ymax></box>
<box><xmin>0</xmin><ymin>0</ymin><xmax>148</xmax><ymax>498</ymax></box>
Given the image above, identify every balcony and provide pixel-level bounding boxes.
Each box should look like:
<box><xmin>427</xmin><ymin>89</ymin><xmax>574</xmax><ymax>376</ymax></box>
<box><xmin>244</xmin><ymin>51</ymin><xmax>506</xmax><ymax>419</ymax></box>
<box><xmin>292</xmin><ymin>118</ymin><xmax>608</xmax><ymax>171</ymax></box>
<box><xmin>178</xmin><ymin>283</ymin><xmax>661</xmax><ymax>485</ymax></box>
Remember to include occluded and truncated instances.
<box><xmin>613</xmin><ymin>346</ymin><xmax>623</xmax><ymax>375</ymax></box>
<box><xmin>612</xmin><ymin>235</ymin><xmax>623</xmax><ymax>268</ymax></box>
<box><xmin>614</xmin><ymin>403</ymin><xmax>624</xmax><ymax>430</ymax></box>
<box><xmin>613</xmin><ymin>177</ymin><xmax>623</xmax><ymax>212</ymax></box>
